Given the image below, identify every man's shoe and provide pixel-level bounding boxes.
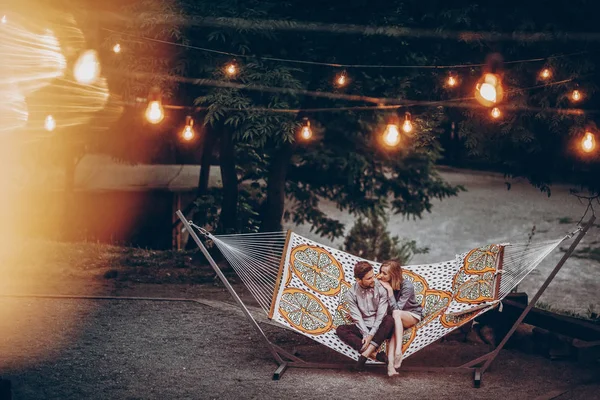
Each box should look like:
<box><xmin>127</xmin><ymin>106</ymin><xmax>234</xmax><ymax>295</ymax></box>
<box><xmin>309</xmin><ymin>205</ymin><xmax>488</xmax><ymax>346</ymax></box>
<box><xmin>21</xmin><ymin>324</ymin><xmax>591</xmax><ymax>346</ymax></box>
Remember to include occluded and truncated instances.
<box><xmin>355</xmin><ymin>355</ymin><xmax>368</xmax><ymax>371</ymax></box>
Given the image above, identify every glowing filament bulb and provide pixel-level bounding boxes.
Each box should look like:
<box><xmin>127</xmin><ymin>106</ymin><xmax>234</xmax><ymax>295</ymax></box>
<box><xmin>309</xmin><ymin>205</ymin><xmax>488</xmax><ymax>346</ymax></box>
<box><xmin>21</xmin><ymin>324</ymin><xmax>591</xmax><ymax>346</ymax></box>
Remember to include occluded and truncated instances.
<box><xmin>582</xmin><ymin>131</ymin><xmax>595</xmax><ymax>153</ymax></box>
<box><xmin>225</xmin><ymin>63</ymin><xmax>237</xmax><ymax>76</ymax></box>
<box><xmin>44</xmin><ymin>115</ymin><xmax>56</xmax><ymax>132</ymax></box>
<box><xmin>336</xmin><ymin>72</ymin><xmax>347</xmax><ymax>87</ymax></box>
<box><xmin>300</xmin><ymin>120</ymin><xmax>312</xmax><ymax>140</ymax></box>
<box><xmin>540</xmin><ymin>68</ymin><xmax>551</xmax><ymax>79</ymax></box>
<box><xmin>74</xmin><ymin>50</ymin><xmax>101</xmax><ymax>85</ymax></box>
<box><xmin>491</xmin><ymin>107</ymin><xmax>501</xmax><ymax>119</ymax></box>
<box><xmin>113</xmin><ymin>43</ymin><xmax>121</xmax><ymax>53</ymax></box>
<box><xmin>145</xmin><ymin>101</ymin><xmax>164</xmax><ymax>124</ymax></box>
<box><xmin>447</xmin><ymin>75</ymin><xmax>457</xmax><ymax>87</ymax></box>
<box><xmin>1</xmin><ymin>15</ymin><xmax>6</xmax><ymax>24</ymax></box>
<box><xmin>479</xmin><ymin>84</ymin><xmax>496</xmax><ymax>102</ymax></box>
<box><xmin>181</xmin><ymin>116</ymin><xmax>195</xmax><ymax>141</ymax></box>
<box><xmin>383</xmin><ymin>124</ymin><xmax>401</xmax><ymax>147</ymax></box>
<box><xmin>402</xmin><ymin>112</ymin><xmax>413</xmax><ymax>134</ymax></box>
<box><xmin>572</xmin><ymin>90</ymin><xmax>582</xmax><ymax>102</ymax></box>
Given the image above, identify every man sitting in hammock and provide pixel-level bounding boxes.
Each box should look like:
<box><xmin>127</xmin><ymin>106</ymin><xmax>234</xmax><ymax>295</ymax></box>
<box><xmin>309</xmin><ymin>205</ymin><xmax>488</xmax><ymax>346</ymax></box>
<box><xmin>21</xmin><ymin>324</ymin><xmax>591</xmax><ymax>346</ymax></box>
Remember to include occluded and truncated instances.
<box><xmin>336</xmin><ymin>261</ymin><xmax>394</xmax><ymax>371</ymax></box>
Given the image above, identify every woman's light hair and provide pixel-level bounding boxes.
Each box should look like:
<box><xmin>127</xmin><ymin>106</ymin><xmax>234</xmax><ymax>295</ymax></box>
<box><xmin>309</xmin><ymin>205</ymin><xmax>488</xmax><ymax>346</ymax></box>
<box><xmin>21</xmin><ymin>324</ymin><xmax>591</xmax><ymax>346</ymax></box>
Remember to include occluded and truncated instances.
<box><xmin>381</xmin><ymin>260</ymin><xmax>403</xmax><ymax>291</ymax></box>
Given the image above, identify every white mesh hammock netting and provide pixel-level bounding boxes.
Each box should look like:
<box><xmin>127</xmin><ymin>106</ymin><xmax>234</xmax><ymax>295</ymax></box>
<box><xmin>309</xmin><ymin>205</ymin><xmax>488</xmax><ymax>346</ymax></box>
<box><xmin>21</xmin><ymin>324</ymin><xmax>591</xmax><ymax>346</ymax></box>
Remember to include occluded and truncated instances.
<box><xmin>196</xmin><ymin>228</ymin><xmax>570</xmax><ymax>362</ymax></box>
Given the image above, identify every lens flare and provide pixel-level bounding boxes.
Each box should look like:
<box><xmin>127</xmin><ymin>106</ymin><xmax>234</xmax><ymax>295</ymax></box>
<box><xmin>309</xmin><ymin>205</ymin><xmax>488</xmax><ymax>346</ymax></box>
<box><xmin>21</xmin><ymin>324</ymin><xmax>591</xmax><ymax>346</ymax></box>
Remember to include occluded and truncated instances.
<box><xmin>73</xmin><ymin>50</ymin><xmax>101</xmax><ymax>85</ymax></box>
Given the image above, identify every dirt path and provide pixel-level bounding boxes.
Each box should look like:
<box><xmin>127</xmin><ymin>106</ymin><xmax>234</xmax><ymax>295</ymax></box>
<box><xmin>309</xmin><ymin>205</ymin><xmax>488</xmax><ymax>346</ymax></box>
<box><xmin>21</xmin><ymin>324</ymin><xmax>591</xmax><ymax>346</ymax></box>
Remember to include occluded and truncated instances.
<box><xmin>287</xmin><ymin>167</ymin><xmax>600</xmax><ymax>315</ymax></box>
<box><xmin>1</xmin><ymin>282</ymin><xmax>599</xmax><ymax>400</ymax></box>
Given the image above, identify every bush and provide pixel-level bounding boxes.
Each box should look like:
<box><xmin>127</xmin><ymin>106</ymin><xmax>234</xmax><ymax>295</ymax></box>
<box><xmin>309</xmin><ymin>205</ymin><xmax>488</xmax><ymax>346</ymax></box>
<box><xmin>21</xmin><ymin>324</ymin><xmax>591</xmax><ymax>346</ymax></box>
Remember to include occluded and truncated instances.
<box><xmin>343</xmin><ymin>212</ymin><xmax>428</xmax><ymax>264</ymax></box>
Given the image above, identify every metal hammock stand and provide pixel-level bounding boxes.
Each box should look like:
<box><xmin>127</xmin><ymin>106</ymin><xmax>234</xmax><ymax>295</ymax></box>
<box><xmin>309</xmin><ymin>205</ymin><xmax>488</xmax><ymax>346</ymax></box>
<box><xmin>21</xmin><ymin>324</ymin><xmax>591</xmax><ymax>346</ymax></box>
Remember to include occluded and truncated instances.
<box><xmin>177</xmin><ymin>210</ymin><xmax>595</xmax><ymax>388</ymax></box>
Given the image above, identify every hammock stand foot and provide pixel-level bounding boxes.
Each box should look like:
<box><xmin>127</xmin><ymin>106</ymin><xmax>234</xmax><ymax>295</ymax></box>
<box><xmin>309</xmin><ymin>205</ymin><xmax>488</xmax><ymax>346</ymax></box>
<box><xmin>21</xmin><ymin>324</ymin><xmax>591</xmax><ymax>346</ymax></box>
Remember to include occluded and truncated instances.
<box><xmin>273</xmin><ymin>363</ymin><xmax>289</xmax><ymax>380</ymax></box>
<box><xmin>473</xmin><ymin>369</ymin><xmax>481</xmax><ymax>388</ymax></box>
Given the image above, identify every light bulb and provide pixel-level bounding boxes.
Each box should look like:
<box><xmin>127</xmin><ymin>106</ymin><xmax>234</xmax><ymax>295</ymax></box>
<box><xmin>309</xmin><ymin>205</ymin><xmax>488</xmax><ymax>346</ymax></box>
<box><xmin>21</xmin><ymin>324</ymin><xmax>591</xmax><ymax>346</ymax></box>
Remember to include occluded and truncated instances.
<box><xmin>300</xmin><ymin>120</ymin><xmax>312</xmax><ymax>140</ymax></box>
<box><xmin>181</xmin><ymin>116</ymin><xmax>195</xmax><ymax>141</ymax></box>
<box><xmin>182</xmin><ymin>126</ymin><xmax>194</xmax><ymax>141</ymax></box>
<box><xmin>301</xmin><ymin>126</ymin><xmax>312</xmax><ymax>140</ymax></box>
<box><xmin>225</xmin><ymin>63</ymin><xmax>237</xmax><ymax>76</ymax></box>
<box><xmin>572</xmin><ymin>90</ymin><xmax>582</xmax><ymax>102</ymax></box>
<box><xmin>540</xmin><ymin>68</ymin><xmax>551</xmax><ymax>79</ymax></box>
<box><xmin>402</xmin><ymin>120</ymin><xmax>413</xmax><ymax>134</ymax></box>
<box><xmin>491</xmin><ymin>107</ymin><xmax>501</xmax><ymax>119</ymax></box>
<box><xmin>113</xmin><ymin>43</ymin><xmax>121</xmax><ymax>53</ymax></box>
<box><xmin>145</xmin><ymin>101</ymin><xmax>164</xmax><ymax>124</ymax></box>
<box><xmin>44</xmin><ymin>115</ymin><xmax>56</xmax><ymax>132</ymax></box>
<box><xmin>479</xmin><ymin>83</ymin><xmax>497</xmax><ymax>103</ymax></box>
<box><xmin>73</xmin><ymin>50</ymin><xmax>101</xmax><ymax>85</ymax></box>
<box><xmin>383</xmin><ymin>124</ymin><xmax>401</xmax><ymax>147</ymax></box>
<box><xmin>1</xmin><ymin>15</ymin><xmax>6</xmax><ymax>24</ymax></box>
<box><xmin>336</xmin><ymin>73</ymin><xmax>347</xmax><ymax>87</ymax></box>
<box><xmin>475</xmin><ymin>73</ymin><xmax>503</xmax><ymax>106</ymax></box>
<box><xmin>447</xmin><ymin>75</ymin><xmax>457</xmax><ymax>87</ymax></box>
<box><xmin>582</xmin><ymin>131</ymin><xmax>596</xmax><ymax>153</ymax></box>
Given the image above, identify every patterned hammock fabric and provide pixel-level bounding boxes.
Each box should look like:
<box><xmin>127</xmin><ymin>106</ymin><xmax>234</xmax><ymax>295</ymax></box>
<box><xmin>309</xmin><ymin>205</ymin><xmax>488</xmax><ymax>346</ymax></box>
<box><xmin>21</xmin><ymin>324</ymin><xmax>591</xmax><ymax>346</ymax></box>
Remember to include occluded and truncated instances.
<box><xmin>268</xmin><ymin>232</ymin><xmax>505</xmax><ymax>361</ymax></box>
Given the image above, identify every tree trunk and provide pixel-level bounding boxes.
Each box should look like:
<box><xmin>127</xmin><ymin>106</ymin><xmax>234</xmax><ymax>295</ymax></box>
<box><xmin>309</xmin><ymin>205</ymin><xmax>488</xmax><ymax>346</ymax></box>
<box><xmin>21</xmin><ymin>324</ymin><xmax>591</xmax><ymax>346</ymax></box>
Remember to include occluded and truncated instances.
<box><xmin>198</xmin><ymin>127</ymin><xmax>216</xmax><ymax>195</ymax></box>
<box><xmin>218</xmin><ymin>127</ymin><xmax>238</xmax><ymax>233</ymax></box>
<box><xmin>260</xmin><ymin>141</ymin><xmax>294</xmax><ymax>232</ymax></box>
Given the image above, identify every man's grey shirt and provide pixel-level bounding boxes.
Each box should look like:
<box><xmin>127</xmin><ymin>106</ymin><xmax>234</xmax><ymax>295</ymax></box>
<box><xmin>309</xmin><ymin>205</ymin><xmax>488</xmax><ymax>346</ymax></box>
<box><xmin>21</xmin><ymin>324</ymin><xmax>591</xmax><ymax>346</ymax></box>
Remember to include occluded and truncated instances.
<box><xmin>345</xmin><ymin>280</ymin><xmax>389</xmax><ymax>337</ymax></box>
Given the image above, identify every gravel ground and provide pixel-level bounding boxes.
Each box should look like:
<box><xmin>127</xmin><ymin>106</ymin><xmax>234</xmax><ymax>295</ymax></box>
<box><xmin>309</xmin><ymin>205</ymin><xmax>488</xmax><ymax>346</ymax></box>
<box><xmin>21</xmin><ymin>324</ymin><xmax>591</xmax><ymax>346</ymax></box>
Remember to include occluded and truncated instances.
<box><xmin>1</xmin><ymin>284</ymin><xmax>598</xmax><ymax>400</ymax></box>
<box><xmin>288</xmin><ymin>167</ymin><xmax>600</xmax><ymax>315</ymax></box>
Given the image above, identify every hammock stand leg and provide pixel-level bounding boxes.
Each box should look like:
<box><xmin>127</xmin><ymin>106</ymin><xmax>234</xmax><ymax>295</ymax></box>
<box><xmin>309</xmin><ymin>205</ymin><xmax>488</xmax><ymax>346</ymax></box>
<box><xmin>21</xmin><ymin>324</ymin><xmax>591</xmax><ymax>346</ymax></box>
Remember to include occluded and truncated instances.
<box><xmin>470</xmin><ymin>216</ymin><xmax>595</xmax><ymax>388</ymax></box>
<box><xmin>176</xmin><ymin>211</ymin><xmax>302</xmax><ymax>376</ymax></box>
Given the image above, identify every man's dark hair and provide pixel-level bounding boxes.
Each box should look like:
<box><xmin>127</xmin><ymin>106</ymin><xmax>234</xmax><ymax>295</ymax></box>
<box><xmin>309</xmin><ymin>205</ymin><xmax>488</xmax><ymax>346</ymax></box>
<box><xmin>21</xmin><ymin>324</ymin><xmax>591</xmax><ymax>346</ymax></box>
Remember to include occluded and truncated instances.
<box><xmin>354</xmin><ymin>261</ymin><xmax>373</xmax><ymax>279</ymax></box>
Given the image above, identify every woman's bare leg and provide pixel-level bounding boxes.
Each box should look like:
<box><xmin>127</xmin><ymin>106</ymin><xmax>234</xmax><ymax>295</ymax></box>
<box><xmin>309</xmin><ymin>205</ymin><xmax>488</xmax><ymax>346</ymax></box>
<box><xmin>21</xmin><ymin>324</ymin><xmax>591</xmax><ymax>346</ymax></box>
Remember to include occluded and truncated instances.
<box><xmin>393</xmin><ymin>311</ymin><xmax>419</xmax><ymax>369</ymax></box>
<box><xmin>392</xmin><ymin>310</ymin><xmax>404</xmax><ymax>369</ymax></box>
<box><xmin>387</xmin><ymin>336</ymin><xmax>399</xmax><ymax>376</ymax></box>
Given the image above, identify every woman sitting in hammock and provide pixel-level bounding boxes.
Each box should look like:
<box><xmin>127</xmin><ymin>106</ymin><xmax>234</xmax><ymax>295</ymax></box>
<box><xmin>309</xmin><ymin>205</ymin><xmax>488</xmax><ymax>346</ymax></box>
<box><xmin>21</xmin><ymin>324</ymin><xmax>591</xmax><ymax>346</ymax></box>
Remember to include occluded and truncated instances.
<box><xmin>377</xmin><ymin>260</ymin><xmax>423</xmax><ymax>376</ymax></box>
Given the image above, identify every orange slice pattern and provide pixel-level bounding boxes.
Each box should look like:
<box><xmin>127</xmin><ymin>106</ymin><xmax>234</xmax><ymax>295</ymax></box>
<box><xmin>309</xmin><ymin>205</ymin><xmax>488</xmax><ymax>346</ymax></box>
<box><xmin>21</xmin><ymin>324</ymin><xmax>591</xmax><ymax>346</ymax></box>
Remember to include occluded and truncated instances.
<box><xmin>464</xmin><ymin>244</ymin><xmax>501</xmax><ymax>275</ymax></box>
<box><xmin>440</xmin><ymin>308</ymin><xmax>483</xmax><ymax>328</ymax></box>
<box><xmin>278</xmin><ymin>288</ymin><xmax>333</xmax><ymax>335</ymax></box>
<box><xmin>290</xmin><ymin>245</ymin><xmax>345</xmax><ymax>296</ymax></box>
<box><xmin>454</xmin><ymin>272</ymin><xmax>495</xmax><ymax>304</ymax></box>
<box><xmin>403</xmin><ymin>271</ymin><xmax>427</xmax><ymax>306</ymax></box>
<box><xmin>332</xmin><ymin>282</ymin><xmax>353</xmax><ymax>328</ymax></box>
<box><xmin>421</xmin><ymin>289</ymin><xmax>452</xmax><ymax>325</ymax></box>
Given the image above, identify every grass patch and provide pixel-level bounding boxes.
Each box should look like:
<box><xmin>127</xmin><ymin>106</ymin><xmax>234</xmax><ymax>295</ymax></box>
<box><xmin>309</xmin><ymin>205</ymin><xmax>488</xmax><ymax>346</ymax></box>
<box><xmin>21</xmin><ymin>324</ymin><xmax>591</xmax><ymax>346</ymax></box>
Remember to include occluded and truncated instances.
<box><xmin>0</xmin><ymin>238</ymin><xmax>230</xmax><ymax>285</ymax></box>
<box><xmin>557</xmin><ymin>217</ymin><xmax>574</xmax><ymax>224</ymax></box>
<box><xmin>570</xmin><ymin>245</ymin><xmax>600</xmax><ymax>262</ymax></box>
<box><xmin>536</xmin><ymin>301</ymin><xmax>599</xmax><ymax>322</ymax></box>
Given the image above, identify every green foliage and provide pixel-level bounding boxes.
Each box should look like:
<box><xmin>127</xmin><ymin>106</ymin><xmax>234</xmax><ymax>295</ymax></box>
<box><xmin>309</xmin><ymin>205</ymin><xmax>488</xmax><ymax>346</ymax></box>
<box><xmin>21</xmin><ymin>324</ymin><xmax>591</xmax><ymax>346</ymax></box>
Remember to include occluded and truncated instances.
<box><xmin>343</xmin><ymin>211</ymin><xmax>429</xmax><ymax>264</ymax></box>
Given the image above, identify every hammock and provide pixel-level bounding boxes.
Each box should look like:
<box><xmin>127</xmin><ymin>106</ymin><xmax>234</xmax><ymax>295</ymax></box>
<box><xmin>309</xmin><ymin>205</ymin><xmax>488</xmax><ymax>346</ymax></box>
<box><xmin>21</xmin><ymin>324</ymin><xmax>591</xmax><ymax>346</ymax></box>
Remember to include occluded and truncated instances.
<box><xmin>189</xmin><ymin>227</ymin><xmax>573</xmax><ymax>362</ymax></box>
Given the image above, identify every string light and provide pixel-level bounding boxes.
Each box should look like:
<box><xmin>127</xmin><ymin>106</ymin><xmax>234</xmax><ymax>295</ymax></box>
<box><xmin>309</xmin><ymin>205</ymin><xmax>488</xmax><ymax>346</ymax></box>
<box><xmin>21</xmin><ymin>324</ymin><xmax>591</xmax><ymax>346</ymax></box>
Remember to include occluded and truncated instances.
<box><xmin>491</xmin><ymin>107</ymin><xmax>501</xmax><ymax>119</ymax></box>
<box><xmin>447</xmin><ymin>74</ymin><xmax>458</xmax><ymax>87</ymax></box>
<box><xmin>402</xmin><ymin>112</ymin><xmax>413</xmax><ymax>134</ymax></box>
<box><xmin>145</xmin><ymin>88</ymin><xmax>165</xmax><ymax>124</ymax></box>
<box><xmin>44</xmin><ymin>115</ymin><xmax>56</xmax><ymax>132</ymax></box>
<box><xmin>581</xmin><ymin>131</ymin><xmax>596</xmax><ymax>153</ymax></box>
<box><xmin>571</xmin><ymin>89</ymin><xmax>582</xmax><ymax>102</ymax></box>
<box><xmin>113</xmin><ymin>43</ymin><xmax>121</xmax><ymax>54</ymax></box>
<box><xmin>475</xmin><ymin>73</ymin><xmax>503</xmax><ymax>106</ymax></box>
<box><xmin>335</xmin><ymin>71</ymin><xmax>348</xmax><ymax>87</ymax></box>
<box><xmin>225</xmin><ymin>61</ymin><xmax>237</xmax><ymax>76</ymax></box>
<box><xmin>299</xmin><ymin>118</ymin><xmax>312</xmax><ymax>140</ymax></box>
<box><xmin>73</xmin><ymin>50</ymin><xmax>101</xmax><ymax>85</ymax></box>
<box><xmin>181</xmin><ymin>116</ymin><xmax>195</xmax><ymax>141</ymax></box>
<box><xmin>539</xmin><ymin>68</ymin><xmax>552</xmax><ymax>80</ymax></box>
<box><xmin>383</xmin><ymin>122</ymin><xmax>401</xmax><ymax>147</ymax></box>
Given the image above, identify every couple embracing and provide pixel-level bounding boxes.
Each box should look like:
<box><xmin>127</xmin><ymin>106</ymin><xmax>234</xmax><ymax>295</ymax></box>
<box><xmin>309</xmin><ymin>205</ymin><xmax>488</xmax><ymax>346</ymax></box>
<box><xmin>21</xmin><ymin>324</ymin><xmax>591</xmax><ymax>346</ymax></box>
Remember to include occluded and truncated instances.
<box><xmin>336</xmin><ymin>260</ymin><xmax>422</xmax><ymax>376</ymax></box>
